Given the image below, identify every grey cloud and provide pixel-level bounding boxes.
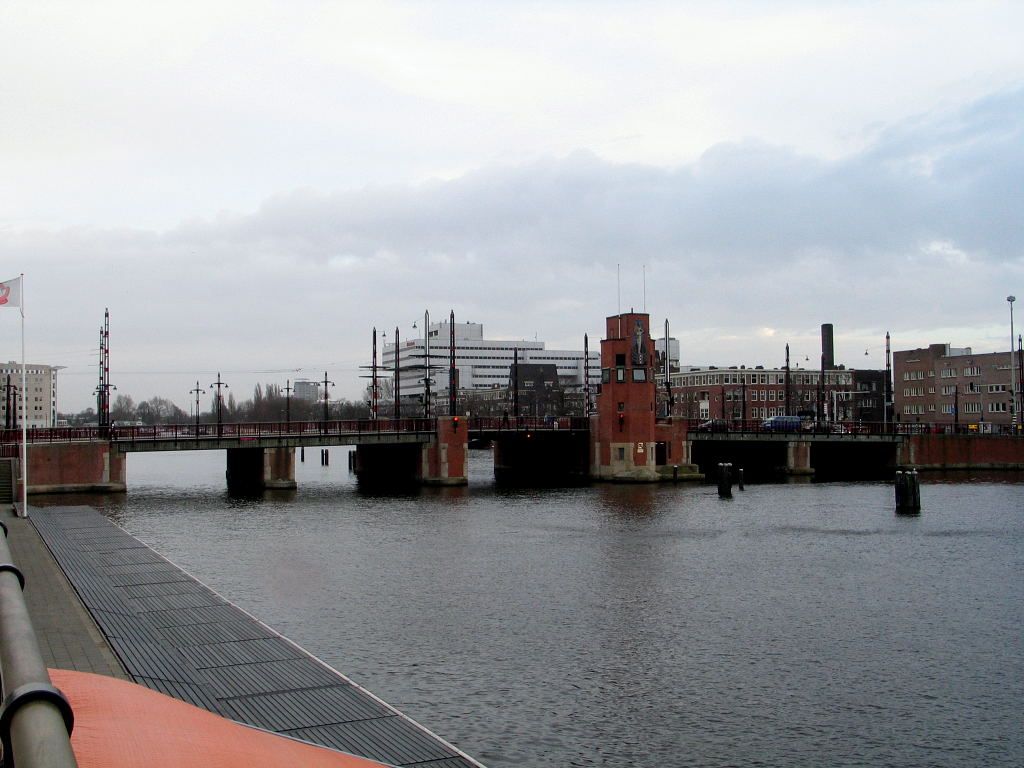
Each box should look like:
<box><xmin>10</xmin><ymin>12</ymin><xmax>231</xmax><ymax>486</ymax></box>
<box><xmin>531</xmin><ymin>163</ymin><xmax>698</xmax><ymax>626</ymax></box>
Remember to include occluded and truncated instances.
<box><xmin>3</xmin><ymin>86</ymin><xmax>1022</xmax><ymax>410</ymax></box>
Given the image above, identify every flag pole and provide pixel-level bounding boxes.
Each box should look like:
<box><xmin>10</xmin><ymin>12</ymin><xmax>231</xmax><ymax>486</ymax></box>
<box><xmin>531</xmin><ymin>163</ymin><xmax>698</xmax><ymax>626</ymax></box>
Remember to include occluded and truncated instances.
<box><xmin>20</xmin><ymin>273</ymin><xmax>27</xmax><ymax>518</ymax></box>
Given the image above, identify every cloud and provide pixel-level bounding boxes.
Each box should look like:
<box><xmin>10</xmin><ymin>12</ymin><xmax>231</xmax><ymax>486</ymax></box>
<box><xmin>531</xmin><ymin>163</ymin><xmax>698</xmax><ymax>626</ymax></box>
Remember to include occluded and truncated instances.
<box><xmin>2</xmin><ymin>86</ymin><xmax>1023</xmax><ymax>410</ymax></box>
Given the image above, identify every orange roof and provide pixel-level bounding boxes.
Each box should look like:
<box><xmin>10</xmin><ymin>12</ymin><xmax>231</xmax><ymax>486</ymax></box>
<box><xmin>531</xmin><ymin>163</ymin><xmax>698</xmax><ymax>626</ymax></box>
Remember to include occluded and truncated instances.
<box><xmin>50</xmin><ymin>669</ymin><xmax>391</xmax><ymax>768</ymax></box>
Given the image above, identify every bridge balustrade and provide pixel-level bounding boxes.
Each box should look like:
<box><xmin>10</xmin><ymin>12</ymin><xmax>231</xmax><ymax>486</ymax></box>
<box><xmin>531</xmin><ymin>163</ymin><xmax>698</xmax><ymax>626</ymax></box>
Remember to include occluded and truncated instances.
<box><xmin>683</xmin><ymin>419</ymin><xmax>1024</xmax><ymax>437</ymax></box>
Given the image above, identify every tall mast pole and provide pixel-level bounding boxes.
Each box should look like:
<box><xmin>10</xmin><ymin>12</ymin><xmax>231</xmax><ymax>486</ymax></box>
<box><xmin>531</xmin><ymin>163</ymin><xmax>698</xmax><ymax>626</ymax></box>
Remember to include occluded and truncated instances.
<box><xmin>209</xmin><ymin>373</ymin><xmax>228</xmax><ymax>437</ymax></box>
<box><xmin>584</xmin><ymin>333</ymin><xmax>590</xmax><ymax>417</ymax></box>
<box><xmin>321</xmin><ymin>371</ymin><xmax>334</xmax><ymax>424</ymax></box>
<box><xmin>784</xmin><ymin>343</ymin><xmax>791</xmax><ymax>416</ymax></box>
<box><xmin>423</xmin><ymin>310</ymin><xmax>431</xmax><ymax>418</ymax></box>
<box><xmin>394</xmin><ymin>327</ymin><xmax>401</xmax><ymax>418</ymax></box>
<box><xmin>190</xmin><ymin>381</ymin><xmax>203</xmax><ymax>435</ymax></box>
<box><xmin>371</xmin><ymin>327</ymin><xmax>378</xmax><ymax>420</ymax></box>
<box><xmin>449</xmin><ymin>310</ymin><xmax>456</xmax><ymax>417</ymax></box>
<box><xmin>283</xmin><ymin>379</ymin><xmax>293</xmax><ymax>426</ymax></box>
<box><xmin>512</xmin><ymin>347</ymin><xmax>519</xmax><ymax>419</ymax></box>
<box><xmin>885</xmin><ymin>331</ymin><xmax>891</xmax><ymax>429</ymax></box>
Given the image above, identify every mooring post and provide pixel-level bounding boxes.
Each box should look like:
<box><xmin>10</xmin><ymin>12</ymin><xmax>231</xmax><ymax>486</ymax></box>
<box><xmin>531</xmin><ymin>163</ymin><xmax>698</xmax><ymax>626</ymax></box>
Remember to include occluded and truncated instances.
<box><xmin>718</xmin><ymin>462</ymin><xmax>733</xmax><ymax>498</ymax></box>
<box><xmin>673</xmin><ymin>465</ymin><xmax>678</xmax><ymax>483</ymax></box>
<box><xmin>300</xmin><ymin>447</ymin><xmax>305</xmax><ymax>463</ymax></box>
<box><xmin>737</xmin><ymin>467</ymin><xmax>745</xmax><ymax>491</ymax></box>
<box><xmin>895</xmin><ymin>470</ymin><xmax>921</xmax><ymax>513</ymax></box>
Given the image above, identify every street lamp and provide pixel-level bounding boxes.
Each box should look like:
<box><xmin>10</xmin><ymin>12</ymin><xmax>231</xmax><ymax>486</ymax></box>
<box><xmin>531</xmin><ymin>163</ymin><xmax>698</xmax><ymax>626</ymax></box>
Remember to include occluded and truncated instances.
<box><xmin>1009</xmin><ymin>295</ymin><xmax>1017</xmax><ymax>431</ymax></box>
<box><xmin>209</xmin><ymin>373</ymin><xmax>228</xmax><ymax>437</ymax></box>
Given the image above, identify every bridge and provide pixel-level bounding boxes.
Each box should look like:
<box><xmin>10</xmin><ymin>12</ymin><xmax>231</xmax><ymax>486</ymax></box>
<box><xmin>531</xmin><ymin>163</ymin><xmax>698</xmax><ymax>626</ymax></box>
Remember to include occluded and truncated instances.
<box><xmin>3</xmin><ymin>309</ymin><xmax>1022</xmax><ymax>497</ymax></box>
<box><xmin>2</xmin><ymin>416</ymin><xmax>594</xmax><ymax>494</ymax></box>
<box><xmin>4</xmin><ymin>412</ymin><xmax>1021</xmax><ymax>496</ymax></box>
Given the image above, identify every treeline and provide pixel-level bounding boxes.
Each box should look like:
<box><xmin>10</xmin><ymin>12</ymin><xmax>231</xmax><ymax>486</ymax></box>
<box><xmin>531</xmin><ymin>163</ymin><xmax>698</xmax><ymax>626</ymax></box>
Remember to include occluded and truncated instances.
<box><xmin>59</xmin><ymin>383</ymin><xmax>370</xmax><ymax>425</ymax></box>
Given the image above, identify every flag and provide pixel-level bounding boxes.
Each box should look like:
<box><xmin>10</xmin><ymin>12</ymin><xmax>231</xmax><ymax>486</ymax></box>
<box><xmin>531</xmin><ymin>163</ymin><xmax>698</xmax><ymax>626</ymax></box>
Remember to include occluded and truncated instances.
<box><xmin>0</xmin><ymin>276</ymin><xmax>21</xmax><ymax>308</ymax></box>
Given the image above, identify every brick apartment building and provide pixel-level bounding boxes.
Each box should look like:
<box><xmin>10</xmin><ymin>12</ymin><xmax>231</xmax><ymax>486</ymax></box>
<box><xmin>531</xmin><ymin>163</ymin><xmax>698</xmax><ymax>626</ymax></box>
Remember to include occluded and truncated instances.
<box><xmin>663</xmin><ymin>365</ymin><xmax>864</xmax><ymax>422</ymax></box>
<box><xmin>893</xmin><ymin>343</ymin><xmax>1020</xmax><ymax>428</ymax></box>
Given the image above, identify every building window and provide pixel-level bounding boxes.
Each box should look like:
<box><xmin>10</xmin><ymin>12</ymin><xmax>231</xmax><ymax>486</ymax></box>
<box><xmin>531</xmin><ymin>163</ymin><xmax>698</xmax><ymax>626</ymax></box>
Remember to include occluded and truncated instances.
<box><xmin>632</xmin><ymin>368</ymin><xmax>647</xmax><ymax>382</ymax></box>
<box><xmin>988</xmin><ymin>402</ymin><xmax>1007</xmax><ymax>413</ymax></box>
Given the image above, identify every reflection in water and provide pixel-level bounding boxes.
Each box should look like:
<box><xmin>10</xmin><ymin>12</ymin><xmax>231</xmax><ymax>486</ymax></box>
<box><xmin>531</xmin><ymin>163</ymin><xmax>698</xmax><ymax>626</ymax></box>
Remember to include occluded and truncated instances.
<box><xmin>33</xmin><ymin>449</ymin><xmax>1024</xmax><ymax>768</ymax></box>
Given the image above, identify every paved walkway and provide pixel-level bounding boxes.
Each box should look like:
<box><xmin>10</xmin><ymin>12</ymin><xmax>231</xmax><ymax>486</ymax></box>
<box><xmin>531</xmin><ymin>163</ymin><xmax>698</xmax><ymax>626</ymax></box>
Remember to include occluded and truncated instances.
<box><xmin>4</xmin><ymin>508</ymin><xmax>127</xmax><ymax>679</ymax></box>
<box><xmin>22</xmin><ymin>505</ymin><xmax>482</xmax><ymax>768</ymax></box>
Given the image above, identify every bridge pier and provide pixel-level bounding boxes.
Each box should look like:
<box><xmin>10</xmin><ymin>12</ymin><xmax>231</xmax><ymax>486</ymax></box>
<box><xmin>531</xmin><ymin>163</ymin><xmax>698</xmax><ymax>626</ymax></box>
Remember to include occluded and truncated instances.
<box><xmin>783</xmin><ymin>440</ymin><xmax>814</xmax><ymax>481</ymax></box>
<box><xmin>420</xmin><ymin>418</ymin><xmax>468</xmax><ymax>486</ymax></box>
<box><xmin>591</xmin><ymin>312</ymin><xmax>701</xmax><ymax>483</ymax></box>
<box><xmin>20</xmin><ymin>443</ymin><xmax>126</xmax><ymax>495</ymax></box>
<box><xmin>225</xmin><ymin>447</ymin><xmax>296</xmax><ymax>493</ymax></box>
<box><xmin>353</xmin><ymin>419</ymin><xmax>467</xmax><ymax>486</ymax></box>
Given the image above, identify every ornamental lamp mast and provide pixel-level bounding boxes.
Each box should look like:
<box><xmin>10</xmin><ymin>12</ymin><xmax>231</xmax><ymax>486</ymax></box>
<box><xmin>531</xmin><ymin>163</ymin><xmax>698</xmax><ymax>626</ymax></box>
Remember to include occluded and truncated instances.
<box><xmin>1009</xmin><ymin>296</ymin><xmax>1017</xmax><ymax>431</ymax></box>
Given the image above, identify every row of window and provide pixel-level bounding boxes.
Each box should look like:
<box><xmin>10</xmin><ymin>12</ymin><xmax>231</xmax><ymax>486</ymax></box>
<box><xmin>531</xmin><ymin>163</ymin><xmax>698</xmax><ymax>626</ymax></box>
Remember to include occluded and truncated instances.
<box><xmin>931</xmin><ymin>402</ymin><xmax>1008</xmax><ymax>414</ymax></box>
<box><xmin>675</xmin><ymin>372</ymin><xmax>852</xmax><ymax>386</ymax></box>
<box><xmin>913</xmin><ymin>383</ymin><xmax>1012</xmax><ymax>397</ymax></box>
<box><xmin>939</xmin><ymin>366</ymin><xmax>986</xmax><ymax>378</ymax></box>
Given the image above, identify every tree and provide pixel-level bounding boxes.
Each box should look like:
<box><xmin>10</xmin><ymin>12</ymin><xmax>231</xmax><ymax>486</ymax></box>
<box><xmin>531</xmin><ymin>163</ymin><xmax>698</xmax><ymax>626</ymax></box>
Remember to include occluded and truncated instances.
<box><xmin>111</xmin><ymin>395</ymin><xmax>136</xmax><ymax>423</ymax></box>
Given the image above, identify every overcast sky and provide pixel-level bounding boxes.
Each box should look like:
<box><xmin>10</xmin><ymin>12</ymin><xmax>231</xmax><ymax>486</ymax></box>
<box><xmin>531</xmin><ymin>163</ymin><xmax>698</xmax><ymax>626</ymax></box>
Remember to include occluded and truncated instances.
<box><xmin>2</xmin><ymin>1</ymin><xmax>1022</xmax><ymax>412</ymax></box>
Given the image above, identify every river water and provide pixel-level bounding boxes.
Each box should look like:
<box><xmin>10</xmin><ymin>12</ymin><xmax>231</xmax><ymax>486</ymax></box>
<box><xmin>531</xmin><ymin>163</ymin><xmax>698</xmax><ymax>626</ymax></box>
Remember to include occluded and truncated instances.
<box><xmin>51</xmin><ymin>450</ymin><xmax>1022</xmax><ymax>767</ymax></box>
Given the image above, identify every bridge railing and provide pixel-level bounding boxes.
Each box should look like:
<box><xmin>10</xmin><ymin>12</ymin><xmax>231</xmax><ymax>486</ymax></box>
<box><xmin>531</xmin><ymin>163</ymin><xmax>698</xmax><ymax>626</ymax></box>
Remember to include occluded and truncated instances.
<box><xmin>464</xmin><ymin>416</ymin><xmax>590</xmax><ymax>432</ymax></box>
<box><xmin>684</xmin><ymin>419</ymin><xmax>1024</xmax><ymax>437</ymax></box>
<box><xmin>0</xmin><ymin>419</ymin><xmax>440</xmax><ymax>446</ymax></box>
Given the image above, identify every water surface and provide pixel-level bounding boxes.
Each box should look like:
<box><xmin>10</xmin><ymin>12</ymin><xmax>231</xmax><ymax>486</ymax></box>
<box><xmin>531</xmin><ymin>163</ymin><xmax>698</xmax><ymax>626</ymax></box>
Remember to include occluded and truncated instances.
<box><xmin>62</xmin><ymin>450</ymin><xmax>1023</xmax><ymax>767</ymax></box>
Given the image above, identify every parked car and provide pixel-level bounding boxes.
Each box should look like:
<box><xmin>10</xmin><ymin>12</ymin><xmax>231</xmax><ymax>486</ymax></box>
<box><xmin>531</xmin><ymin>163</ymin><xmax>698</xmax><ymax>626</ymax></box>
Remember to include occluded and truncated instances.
<box><xmin>696</xmin><ymin>418</ymin><xmax>730</xmax><ymax>433</ymax></box>
<box><xmin>761</xmin><ymin>415</ymin><xmax>802</xmax><ymax>432</ymax></box>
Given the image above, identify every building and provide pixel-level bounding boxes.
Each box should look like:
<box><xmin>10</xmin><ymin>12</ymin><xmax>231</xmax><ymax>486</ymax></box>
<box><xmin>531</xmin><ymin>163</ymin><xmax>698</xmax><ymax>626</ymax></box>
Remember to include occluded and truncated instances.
<box><xmin>893</xmin><ymin>343</ymin><xmax>1019</xmax><ymax>428</ymax></box>
<box><xmin>292</xmin><ymin>379</ymin><xmax>320</xmax><ymax>402</ymax></box>
<box><xmin>380</xmin><ymin>320</ymin><xmax>599</xmax><ymax>414</ymax></box>
<box><xmin>663</xmin><ymin>365</ymin><xmax>859</xmax><ymax>422</ymax></box>
<box><xmin>1</xmin><ymin>362</ymin><xmax>59</xmax><ymax>429</ymax></box>
<box><xmin>653</xmin><ymin>336</ymin><xmax>680</xmax><ymax>374</ymax></box>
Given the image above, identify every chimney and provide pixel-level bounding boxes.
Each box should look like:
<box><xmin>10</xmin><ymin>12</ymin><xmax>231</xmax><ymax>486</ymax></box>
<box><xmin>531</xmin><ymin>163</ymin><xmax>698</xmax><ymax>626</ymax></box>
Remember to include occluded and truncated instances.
<box><xmin>821</xmin><ymin>324</ymin><xmax>835</xmax><ymax>369</ymax></box>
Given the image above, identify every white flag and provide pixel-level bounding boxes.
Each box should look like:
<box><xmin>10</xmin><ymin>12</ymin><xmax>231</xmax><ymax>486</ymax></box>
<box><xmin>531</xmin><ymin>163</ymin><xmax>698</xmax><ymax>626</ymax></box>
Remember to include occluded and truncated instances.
<box><xmin>0</xmin><ymin>276</ymin><xmax>21</xmax><ymax>308</ymax></box>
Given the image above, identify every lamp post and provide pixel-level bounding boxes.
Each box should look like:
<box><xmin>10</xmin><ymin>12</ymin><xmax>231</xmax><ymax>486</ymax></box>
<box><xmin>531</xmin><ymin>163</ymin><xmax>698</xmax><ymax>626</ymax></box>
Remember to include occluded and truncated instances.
<box><xmin>189</xmin><ymin>381</ymin><xmax>203</xmax><ymax>436</ymax></box>
<box><xmin>209</xmin><ymin>373</ymin><xmax>228</xmax><ymax>438</ymax></box>
<box><xmin>320</xmin><ymin>371</ymin><xmax>335</xmax><ymax>427</ymax></box>
<box><xmin>1009</xmin><ymin>296</ymin><xmax>1017</xmax><ymax>431</ymax></box>
<box><xmin>423</xmin><ymin>310</ymin><xmax>431</xmax><ymax>418</ymax></box>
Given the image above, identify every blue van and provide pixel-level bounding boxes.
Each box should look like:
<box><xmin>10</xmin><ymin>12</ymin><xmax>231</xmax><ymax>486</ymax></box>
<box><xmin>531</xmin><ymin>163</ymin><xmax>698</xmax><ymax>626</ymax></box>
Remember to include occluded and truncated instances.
<box><xmin>761</xmin><ymin>415</ymin><xmax>802</xmax><ymax>433</ymax></box>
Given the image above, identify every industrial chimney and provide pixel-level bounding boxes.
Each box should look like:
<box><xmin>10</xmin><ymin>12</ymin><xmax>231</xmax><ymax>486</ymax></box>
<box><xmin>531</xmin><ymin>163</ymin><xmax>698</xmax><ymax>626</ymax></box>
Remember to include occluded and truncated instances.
<box><xmin>821</xmin><ymin>324</ymin><xmax>835</xmax><ymax>370</ymax></box>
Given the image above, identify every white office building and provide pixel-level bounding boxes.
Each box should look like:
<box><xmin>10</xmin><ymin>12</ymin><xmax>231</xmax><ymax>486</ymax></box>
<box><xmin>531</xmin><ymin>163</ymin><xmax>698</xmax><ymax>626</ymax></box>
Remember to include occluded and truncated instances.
<box><xmin>1</xmin><ymin>362</ymin><xmax>59</xmax><ymax>428</ymax></box>
<box><xmin>293</xmin><ymin>379</ymin><xmax>320</xmax><ymax>402</ymax></box>
<box><xmin>380</xmin><ymin>321</ymin><xmax>599</xmax><ymax>404</ymax></box>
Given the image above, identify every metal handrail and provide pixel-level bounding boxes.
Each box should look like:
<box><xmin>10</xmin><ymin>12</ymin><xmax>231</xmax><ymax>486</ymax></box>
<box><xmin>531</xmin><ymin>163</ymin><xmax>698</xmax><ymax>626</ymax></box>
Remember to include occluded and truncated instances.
<box><xmin>0</xmin><ymin>522</ymin><xmax>78</xmax><ymax>768</ymax></box>
<box><xmin>0</xmin><ymin>415</ymin><xmax>596</xmax><ymax>447</ymax></box>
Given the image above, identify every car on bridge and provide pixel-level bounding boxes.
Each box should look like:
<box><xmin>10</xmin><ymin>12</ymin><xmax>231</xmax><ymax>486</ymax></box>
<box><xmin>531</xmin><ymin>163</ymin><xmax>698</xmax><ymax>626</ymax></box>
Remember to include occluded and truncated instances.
<box><xmin>761</xmin><ymin>415</ymin><xmax>802</xmax><ymax>432</ymax></box>
<box><xmin>695</xmin><ymin>418</ymin><xmax>730</xmax><ymax>433</ymax></box>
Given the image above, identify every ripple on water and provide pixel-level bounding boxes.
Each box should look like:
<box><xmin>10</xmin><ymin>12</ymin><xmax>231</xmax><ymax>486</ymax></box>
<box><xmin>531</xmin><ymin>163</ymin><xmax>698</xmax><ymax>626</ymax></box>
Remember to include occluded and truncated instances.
<box><xmin>69</xmin><ymin>450</ymin><xmax>1024</xmax><ymax>768</ymax></box>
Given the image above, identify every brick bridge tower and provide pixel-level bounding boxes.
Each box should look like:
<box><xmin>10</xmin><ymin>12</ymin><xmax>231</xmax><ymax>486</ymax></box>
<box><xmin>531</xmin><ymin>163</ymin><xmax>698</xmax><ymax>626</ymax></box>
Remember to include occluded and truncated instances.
<box><xmin>591</xmin><ymin>312</ymin><xmax>698</xmax><ymax>482</ymax></box>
